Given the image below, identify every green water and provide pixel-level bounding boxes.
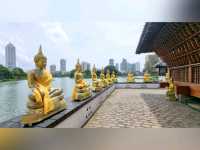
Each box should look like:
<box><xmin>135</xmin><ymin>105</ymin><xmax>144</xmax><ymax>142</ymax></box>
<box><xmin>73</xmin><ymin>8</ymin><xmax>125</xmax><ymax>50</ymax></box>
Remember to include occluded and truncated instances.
<box><xmin>0</xmin><ymin>76</ymin><xmax>145</xmax><ymax>123</ymax></box>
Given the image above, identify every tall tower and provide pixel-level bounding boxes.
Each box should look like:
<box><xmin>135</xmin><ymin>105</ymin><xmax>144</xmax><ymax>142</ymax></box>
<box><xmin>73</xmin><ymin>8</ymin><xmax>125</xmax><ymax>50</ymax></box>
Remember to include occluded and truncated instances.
<box><xmin>5</xmin><ymin>43</ymin><xmax>16</xmax><ymax>69</ymax></box>
<box><xmin>60</xmin><ymin>59</ymin><xmax>66</xmax><ymax>73</ymax></box>
<box><xmin>115</xmin><ymin>63</ymin><xmax>119</xmax><ymax>71</ymax></box>
<box><xmin>109</xmin><ymin>58</ymin><xmax>114</xmax><ymax>66</ymax></box>
<box><xmin>120</xmin><ymin>58</ymin><xmax>128</xmax><ymax>73</ymax></box>
<box><xmin>50</xmin><ymin>64</ymin><xmax>56</xmax><ymax>74</ymax></box>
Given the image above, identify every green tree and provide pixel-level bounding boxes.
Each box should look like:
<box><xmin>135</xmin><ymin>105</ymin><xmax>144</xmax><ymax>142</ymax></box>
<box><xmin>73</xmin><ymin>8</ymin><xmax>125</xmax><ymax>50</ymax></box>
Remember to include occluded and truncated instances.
<box><xmin>69</xmin><ymin>69</ymin><xmax>76</xmax><ymax>78</ymax></box>
<box><xmin>83</xmin><ymin>70</ymin><xmax>91</xmax><ymax>78</ymax></box>
<box><xmin>12</xmin><ymin>67</ymin><xmax>27</xmax><ymax>79</ymax></box>
<box><xmin>0</xmin><ymin>65</ymin><xmax>12</xmax><ymax>80</ymax></box>
<box><xmin>104</xmin><ymin>65</ymin><xmax>118</xmax><ymax>75</ymax></box>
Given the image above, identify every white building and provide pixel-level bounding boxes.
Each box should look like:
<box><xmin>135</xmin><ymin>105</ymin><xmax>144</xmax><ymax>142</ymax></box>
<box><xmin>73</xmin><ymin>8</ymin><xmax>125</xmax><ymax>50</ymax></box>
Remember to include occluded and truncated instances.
<box><xmin>120</xmin><ymin>58</ymin><xmax>128</xmax><ymax>73</ymax></box>
<box><xmin>50</xmin><ymin>65</ymin><xmax>56</xmax><ymax>74</ymax></box>
<box><xmin>81</xmin><ymin>61</ymin><xmax>91</xmax><ymax>71</ymax></box>
<box><xmin>109</xmin><ymin>58</ymin><xmax>114</xmax><ymax>66</ymax></box>
<box><xmin>60</xmin><ymin>59</ymin><xmax>66</xmax><ymax>73</ymax></box>
<box><xmin>5</xmin><ymin>43</ymin><xmax>16</xmax><ymax>69</ymax></box>
<box><xmin>115</xmin><ymin>63</ymin><xmax>119</xmax><ymax>71</ymax></box>
<box><xmin>135</xmin><ymin>62</ymin><xmax>140</xmax><ymax>72</ymax></box>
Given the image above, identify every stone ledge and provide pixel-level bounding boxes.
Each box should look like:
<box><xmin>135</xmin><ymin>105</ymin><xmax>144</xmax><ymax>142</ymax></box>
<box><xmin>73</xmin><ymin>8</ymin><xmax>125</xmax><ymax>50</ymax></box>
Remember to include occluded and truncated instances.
<box><xmin>0</xmin><ymin>85</ymin><xmax>115</xmax><ymax>128</ymax></box>
<box><xmin>115</xmin><ymin>83</ymin><xmax>160</xmax><ymax>89</ymax></box>
<box><xmin>0</xmin><ymin>82</ymin><xmax>164</xmax><ymax>128</ymax></box>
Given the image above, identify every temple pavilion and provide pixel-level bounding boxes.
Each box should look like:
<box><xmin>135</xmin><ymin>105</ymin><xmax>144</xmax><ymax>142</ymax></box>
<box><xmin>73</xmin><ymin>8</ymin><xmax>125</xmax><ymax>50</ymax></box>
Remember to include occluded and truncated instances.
<box><xmin>136</xmin><ymin>23</ymin><xmax>200</xmax><ymax>99</ymax></box>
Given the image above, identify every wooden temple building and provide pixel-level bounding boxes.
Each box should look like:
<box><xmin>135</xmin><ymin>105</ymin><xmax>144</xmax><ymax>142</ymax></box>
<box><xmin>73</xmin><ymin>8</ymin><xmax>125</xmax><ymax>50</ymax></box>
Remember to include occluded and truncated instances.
<box><xmin>136</xmin><ymin>23</ymin><xmax>200</xmax><ymax>99</ymax></box>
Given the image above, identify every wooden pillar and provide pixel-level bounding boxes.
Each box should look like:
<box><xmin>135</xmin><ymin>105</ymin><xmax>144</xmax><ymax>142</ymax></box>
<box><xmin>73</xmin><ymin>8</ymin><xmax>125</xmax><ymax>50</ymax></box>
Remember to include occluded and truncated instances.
<box><xmin>188</xmin><ymin>60</ymin><xmax>192</xmax><ymax>83</ymax></box>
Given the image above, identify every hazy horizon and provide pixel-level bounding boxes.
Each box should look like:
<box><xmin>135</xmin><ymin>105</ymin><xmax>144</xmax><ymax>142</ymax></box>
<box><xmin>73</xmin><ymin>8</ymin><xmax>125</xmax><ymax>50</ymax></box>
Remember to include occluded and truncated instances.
<box><xmin>0</xmin><ymin>0</ymin><xmax>167</xmax><ymax>71</ymax></box>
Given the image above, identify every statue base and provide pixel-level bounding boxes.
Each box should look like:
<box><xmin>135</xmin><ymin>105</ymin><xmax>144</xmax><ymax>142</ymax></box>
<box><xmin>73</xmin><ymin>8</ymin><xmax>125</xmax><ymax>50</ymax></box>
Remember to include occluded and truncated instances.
<box><xmin>127</xmin><ymin>80</ymin><xmax>135</xmax><ymax>83</ymax></box>
<box><xmin>92</xmin><ymin>86</ymin><xmax>102</xmax><ymax>92</ymax></box>
<box><xmin>166</xmin><ymin>91</ymin><xmax>177</xmax><ymax>101</ymax></box>
<box><xmin>73</xmin><ymin>91</ymin><xmax>92</xmax><ymax>101</ymax></box>
<box><xmin>21</xmin><ymin>99</ymin><xmax>67</xmax><ymax>126</ymax></box>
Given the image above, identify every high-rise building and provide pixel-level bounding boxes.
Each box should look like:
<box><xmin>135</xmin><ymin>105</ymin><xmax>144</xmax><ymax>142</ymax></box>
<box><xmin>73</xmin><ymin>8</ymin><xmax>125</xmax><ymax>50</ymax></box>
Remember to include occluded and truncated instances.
<box><xmin>5</xmin><ymin>43</ymin><xmax>16</xmax><ymax>69</ymax></box>
<box><xmin>60</xmin><ymin>59</ymin><xmax>66</xmax><ymax>73</ymax></box>
<box><xmin>109</xmin><ymin>59</ymin><xmax>114</xmax><ymax>66</ymax></box>
<box><xmin>120</xmin><ymin>58</ymin><xmax>128</xmax><ymax>73</ymax></box>
<box><xmin>115</xmin><ymin>63</ymin><xmax>119</xmax><ymax>71</ymax></box>
<box><xmin>81</xmin><ymin>61</ymin><xmax>91</xmax><ymax>71</ymax></box>
<box><xmin>135</xmin><ymin>62</ymin><xmax>140</xmax><ymax>72</ymax></box>
<box><xmin>50</xmin><ymin>65</ymin><xmax>56</xmax><ymax>74</ymax></box>
<box><xmin>127</xmin><ymin>63</ymin><xmax>136</xmax><ymax>73</ymax></box>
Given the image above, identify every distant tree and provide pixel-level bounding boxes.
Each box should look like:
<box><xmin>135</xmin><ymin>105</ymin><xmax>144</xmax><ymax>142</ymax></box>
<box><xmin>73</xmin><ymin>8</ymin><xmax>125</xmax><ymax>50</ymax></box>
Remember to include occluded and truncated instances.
<box><xmin>104</xmin><ymin>65</ymin><xmax>118</xmax><ymax>75</ymax></box>
<box><xmin>83</xmin><ymin>70</ymin><xmax>91</xmax><ymax>78</ymax></box>
<box><xmin>12</xmin><ymin>67</ymin><xmax>27</xmax><ymax>79</ymax></box>
<box><xmin>96</xmin><ymin>69</ymin><xmax>101</xmax><ymax>77</ymax></box>
<box><xmin>0</xmin><ymin>65</ymin><xmax>27</xmax><ymax>80</ymax></box>
<box><xmin>0</xmin><ymin>65</ymin><xmax>12</xmax><ymax>80</ymax></box>
<box><xmin>69</xmin><ymin>69</ymin><xmax>76</xmax><ymax>78</ymax></box>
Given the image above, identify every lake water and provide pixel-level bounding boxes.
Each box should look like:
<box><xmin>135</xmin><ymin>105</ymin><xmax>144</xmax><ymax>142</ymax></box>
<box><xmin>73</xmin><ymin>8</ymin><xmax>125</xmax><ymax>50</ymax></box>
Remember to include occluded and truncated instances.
<box><xmin>0</xmin><ymin>76</ymin><xmax>146</xmax><ymax>123</ymax></box>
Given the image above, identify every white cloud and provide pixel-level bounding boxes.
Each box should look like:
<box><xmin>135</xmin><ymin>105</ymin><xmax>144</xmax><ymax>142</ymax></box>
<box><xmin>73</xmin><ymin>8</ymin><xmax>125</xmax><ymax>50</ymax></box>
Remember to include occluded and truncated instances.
<box><xmin>0</xmin><ymin>0</ymin><xmax>48</xmax><ymax>22</ymax></box>
<box><xmin>96</xmin><ymin>22</ymin><xmax>144</xmax><ymax>48</ymax></box>
<box><xmin>41</xmin><ymin>22</ymin><xmax>70</xmax><ymax>44</ymax></box>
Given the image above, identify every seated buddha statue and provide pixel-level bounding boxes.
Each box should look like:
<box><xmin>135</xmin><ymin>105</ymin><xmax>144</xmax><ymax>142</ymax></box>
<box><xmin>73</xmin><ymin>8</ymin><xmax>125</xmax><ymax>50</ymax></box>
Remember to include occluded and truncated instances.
<box><xmin>111</xmin><ymin>71</ymin><xmax>118</xmax><ymax>83</ymax></box>
<box><xmin>72</xmin><ymin>59</ymin><xmax>92</xmax><ymax>101</ymax></box>
<box><xmin>143</xmin><ymin>71</ymin><xmax>152</xmax><ymax>83</ymax></box>
<box><xmin>127</xmin><ymin>72</ymin><xmax>135</xmax><ymax>83</ymax></box>
<box><xmin>165</xmin><ymin>72</ymin><xmax>170</xmax><ymax>82</ymax></box>
<box><xmin>100</xmin><ymin>68</ymin><xmax>108</xmax><ymax>88</ymax></box>
<box><xmin>91</xmin><ymin>65</ymin><xmax>102</xmax><ymax>92</ymax></box>
<box><xmin>106</xmin><ymin>69</ymin><xmax>113</xmax><ymax>85</ymax></box>
<box><xmin>21</xmin><ymin>46</ymin><xmax>66</xmax><ymax>125</ymax></box>
<box><xmin>167</xmin><ymin>78</ymin><xmax>176</xmax><ymax>101</ymax></box>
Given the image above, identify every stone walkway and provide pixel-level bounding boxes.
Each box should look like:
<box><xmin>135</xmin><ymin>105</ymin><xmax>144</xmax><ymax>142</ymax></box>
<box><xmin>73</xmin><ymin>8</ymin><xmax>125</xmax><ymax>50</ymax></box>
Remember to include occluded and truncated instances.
<box><xmin>84</xmin><ymin>89</ymin><xmax>200</xmax><ymax>128</ymax></box>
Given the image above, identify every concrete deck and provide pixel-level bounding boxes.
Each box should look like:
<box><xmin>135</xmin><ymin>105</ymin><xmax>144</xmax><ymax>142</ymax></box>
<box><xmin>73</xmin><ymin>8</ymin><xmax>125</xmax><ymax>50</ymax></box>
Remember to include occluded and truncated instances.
<box><xmin>84</xmin><ymin>89</ymin><xmax>200</xmax><ymax>128</ymax></box>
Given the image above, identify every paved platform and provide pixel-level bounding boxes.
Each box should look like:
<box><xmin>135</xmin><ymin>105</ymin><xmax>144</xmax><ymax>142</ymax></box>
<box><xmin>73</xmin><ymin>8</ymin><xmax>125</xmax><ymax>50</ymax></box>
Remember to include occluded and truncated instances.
<box><xmin>84</xmin><ymin>89</ymin><xmax>200</xmax><ymax>128</ymax></box>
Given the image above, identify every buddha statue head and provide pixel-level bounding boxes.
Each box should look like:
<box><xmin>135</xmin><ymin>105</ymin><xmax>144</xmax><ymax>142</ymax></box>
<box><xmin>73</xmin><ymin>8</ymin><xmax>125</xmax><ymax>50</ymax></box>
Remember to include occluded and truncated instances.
<box><xmin>112</xmin><ymin>71</ymin><xmax>115</xmax><ymax>76</ymax></box>
<box><xmin>92</xmin><ymin>65</ymin><xmax>97</xmax><ymax>73</ymax></box>
<box><xmin>101</xmin><ymin>67</ymin><xmax>104</xmax><ymax>74</ymax></box>
<box><xmin>34</xmin><ymin>45</ymin><xmax>47</xmax><ymax>69</ymax></box>
<box><xmin>75</xmin><ymin>59</ymin><xmax>82</xmax><ymax>72</ymax></box>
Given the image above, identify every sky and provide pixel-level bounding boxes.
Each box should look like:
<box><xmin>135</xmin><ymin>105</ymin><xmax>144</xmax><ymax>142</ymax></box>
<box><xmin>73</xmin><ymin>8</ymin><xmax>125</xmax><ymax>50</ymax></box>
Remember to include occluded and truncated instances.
<box><xmin>0</xmin><ymin>0</ymin><xmax>172</xmax><ymax>71</ymax></box>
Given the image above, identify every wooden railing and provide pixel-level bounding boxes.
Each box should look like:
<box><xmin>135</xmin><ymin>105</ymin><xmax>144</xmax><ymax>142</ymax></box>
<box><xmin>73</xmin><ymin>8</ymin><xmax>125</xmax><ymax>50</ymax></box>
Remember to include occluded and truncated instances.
<box><xmin>171</xmin><ymin>67</ymin><xmax>189</xmax><ymax>82</ymax></box>
<box><xmin>170</xmin><ymin>63</ymin><xmax>200</xmax><ymax>84</ymax></box>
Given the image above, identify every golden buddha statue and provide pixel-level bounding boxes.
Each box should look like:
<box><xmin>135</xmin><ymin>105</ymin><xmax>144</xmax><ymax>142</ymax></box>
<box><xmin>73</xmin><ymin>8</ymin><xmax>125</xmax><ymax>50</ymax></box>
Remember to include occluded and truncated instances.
<box><xmin>165</xmin><ymin>72</ymin><xmax>170</xmax><ymax>82</ymax></box>
<box><xmin>111</xmin><ymin>71</ymin><xmax>118</xmax><ymax>83</ymax></box>
<box><xmin>106</xmin><ymin>69</ymin><xmax>113</xmax><ymax>85</ymax></box>
<box><xmin>167</xmin><ymin>78</ymin><xmax>176</xmax><ymax>101</ymax></box>
<box><xmin>91</xmin><ymin>65</ymin><xmax>102</xmax><ymax>92</ymax></box>
<box><xmin>100</xmin><ymin>67</ymin><xmax>108</xmax><ymax>88</ymax></box>
<box><xmin>143</xmin><ymin>71</ymin><xmax>152</xmax><ymax>83</ymax></box>
<box><xmin>72</xmin><ymin>59</ymin><xmax>92</xmax><ymax>101</ymax></box>
<box><xmin>127</xmin><ymin>72</ymin><xmax>135</xmax><ymax>83</ymax></box>
<box><xmin>21</xmin><ymin>46</ymin><xmax>66</xmax><ymax>125</ymax></box>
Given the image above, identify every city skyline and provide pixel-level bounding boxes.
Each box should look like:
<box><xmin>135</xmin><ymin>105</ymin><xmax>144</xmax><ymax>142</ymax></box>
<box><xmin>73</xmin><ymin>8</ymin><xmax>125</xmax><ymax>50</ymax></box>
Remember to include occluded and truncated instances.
<box><xmin>1</xmin><ymin>42</ymin><xmax>143</xmax><ymax>72</ymax></box>
<box><xmin>0</xmin><ymin>40</ymin><xmax>149</xmax><ymax>71</ymax></box>
<box><xmin>0</xmin><ymin>0</ymin><xmax>166</xmax><ymax>71</ymax></box>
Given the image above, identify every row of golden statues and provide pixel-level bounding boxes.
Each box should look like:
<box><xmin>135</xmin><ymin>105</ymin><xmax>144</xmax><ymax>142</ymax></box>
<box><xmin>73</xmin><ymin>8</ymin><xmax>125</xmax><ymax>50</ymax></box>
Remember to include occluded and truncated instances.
<box><xmin>71</xmin><ymin>60</ymin><xmax>117</xmax><ymax>101</ymax></box>
<box><xmin>127</xmin><ymin>72</ymin><xmax>152</xmax><ymax>83</ymax></box>
<box><xmin>21</xmin><ymin>47</ymin><xmax>118</xmax><ymax>125</ymax></box>
<box><xmin>21</xmin><ymin>46</ymin><xmax>163</xmax><ymax>125</ymax></box>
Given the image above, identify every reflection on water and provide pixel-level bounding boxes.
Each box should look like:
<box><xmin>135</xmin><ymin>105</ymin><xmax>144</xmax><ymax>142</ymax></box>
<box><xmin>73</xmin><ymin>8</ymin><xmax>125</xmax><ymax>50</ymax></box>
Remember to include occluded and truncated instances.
<box><xmin>0</xmin><ymin>76</ymin><xmax>144</xmax><ymax>123</ymax></box>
